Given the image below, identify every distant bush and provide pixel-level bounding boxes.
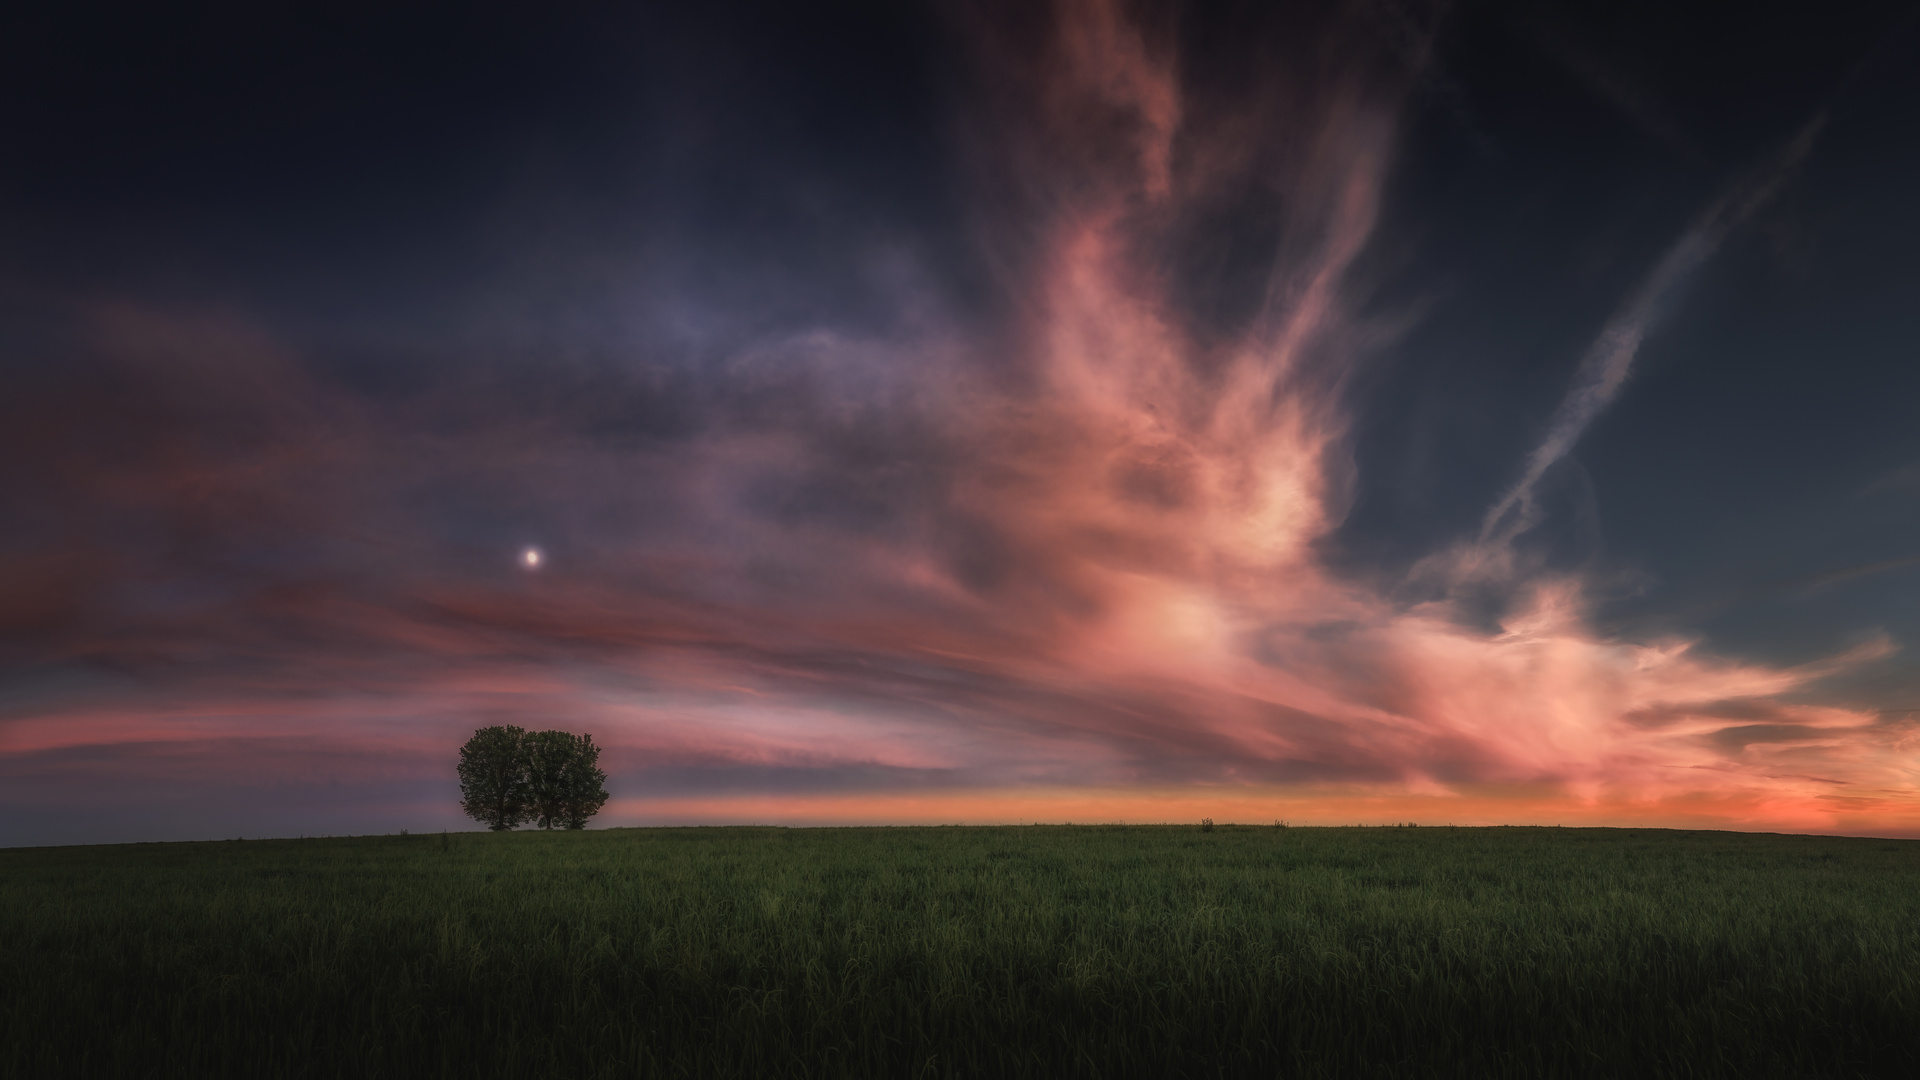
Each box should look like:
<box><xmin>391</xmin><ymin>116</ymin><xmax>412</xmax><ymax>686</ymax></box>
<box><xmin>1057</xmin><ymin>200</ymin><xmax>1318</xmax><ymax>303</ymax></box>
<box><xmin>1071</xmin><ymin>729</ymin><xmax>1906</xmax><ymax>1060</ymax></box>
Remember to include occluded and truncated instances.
<box><xmin>1200</xmin><ymin>818</ymin><xmax>1214</xmax><ymax>832</ymax></box>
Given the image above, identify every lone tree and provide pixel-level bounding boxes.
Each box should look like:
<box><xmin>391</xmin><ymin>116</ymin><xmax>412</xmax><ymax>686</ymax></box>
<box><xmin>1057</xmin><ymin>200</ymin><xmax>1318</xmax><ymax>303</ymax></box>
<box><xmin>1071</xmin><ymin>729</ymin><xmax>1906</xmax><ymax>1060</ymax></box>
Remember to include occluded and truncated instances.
<box><xmin>457</xmin><ymin>725</ymin><xmax>610</xmax><ymax>831</ymax></box>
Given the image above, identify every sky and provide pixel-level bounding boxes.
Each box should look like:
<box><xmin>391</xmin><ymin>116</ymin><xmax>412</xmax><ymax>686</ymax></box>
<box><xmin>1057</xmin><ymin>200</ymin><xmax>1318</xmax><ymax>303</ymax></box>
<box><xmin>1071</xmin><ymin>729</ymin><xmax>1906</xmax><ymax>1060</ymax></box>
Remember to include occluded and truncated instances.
<box><xmin>3</xmin><ymin>0</ymin><xmax>1918</xmax><ymax>846</ymax></box>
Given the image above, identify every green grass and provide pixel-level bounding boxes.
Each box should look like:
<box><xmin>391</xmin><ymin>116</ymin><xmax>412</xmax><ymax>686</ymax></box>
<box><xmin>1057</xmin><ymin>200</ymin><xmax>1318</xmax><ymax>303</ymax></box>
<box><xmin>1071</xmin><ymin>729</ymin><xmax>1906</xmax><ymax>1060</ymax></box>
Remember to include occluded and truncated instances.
<box><xmin>3</xmin><ymin>824</ymin><xmax>1916</xmax><ymax>1078</ymax></box>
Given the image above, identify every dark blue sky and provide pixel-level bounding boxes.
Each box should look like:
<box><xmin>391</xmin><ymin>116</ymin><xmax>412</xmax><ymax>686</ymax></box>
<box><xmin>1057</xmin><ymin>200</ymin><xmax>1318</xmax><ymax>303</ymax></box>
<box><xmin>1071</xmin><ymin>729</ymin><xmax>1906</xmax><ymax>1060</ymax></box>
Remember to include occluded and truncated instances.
<box><xmin>3</xmin><ymin>0</ymin><xmax>1917</xmax><ymax>845</ymax></box>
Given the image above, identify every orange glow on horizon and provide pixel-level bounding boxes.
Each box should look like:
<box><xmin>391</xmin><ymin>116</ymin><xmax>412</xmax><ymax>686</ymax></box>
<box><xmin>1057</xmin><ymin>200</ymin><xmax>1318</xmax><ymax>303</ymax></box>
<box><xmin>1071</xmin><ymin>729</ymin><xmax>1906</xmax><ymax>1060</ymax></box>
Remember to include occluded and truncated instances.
<box><xmin>606</xmin><ymin>786</ymin><xmax>1920</xmax><ymax>839</ymax></box>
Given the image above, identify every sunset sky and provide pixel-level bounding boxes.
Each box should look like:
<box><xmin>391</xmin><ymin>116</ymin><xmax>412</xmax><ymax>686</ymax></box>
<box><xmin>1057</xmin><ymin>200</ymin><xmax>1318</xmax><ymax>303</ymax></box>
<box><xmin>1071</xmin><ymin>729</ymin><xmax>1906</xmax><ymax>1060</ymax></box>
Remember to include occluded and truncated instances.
<box><xmin>4</xmin><ymin>0</ymin><xmax>1918</xmax><ymax>846</ymax></box>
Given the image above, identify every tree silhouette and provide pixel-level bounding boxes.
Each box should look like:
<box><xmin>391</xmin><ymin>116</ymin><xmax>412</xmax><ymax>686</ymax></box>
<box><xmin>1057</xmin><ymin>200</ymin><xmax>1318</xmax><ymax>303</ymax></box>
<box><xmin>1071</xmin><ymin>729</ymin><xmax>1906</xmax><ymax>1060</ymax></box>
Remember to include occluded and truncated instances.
<box><xmin>457</xmin><ymin>725</ymin><xmax>532</xmax><ymax>831</ymax></box>
<box><xmin>537</xmin><ymin>731</ymin><xmax>611</xmax><ymax>829</ymax></box>
<box><xmin>458</xmin><ymin>726</ymin><xmax>610</xmax><ymax>831</ymax></box>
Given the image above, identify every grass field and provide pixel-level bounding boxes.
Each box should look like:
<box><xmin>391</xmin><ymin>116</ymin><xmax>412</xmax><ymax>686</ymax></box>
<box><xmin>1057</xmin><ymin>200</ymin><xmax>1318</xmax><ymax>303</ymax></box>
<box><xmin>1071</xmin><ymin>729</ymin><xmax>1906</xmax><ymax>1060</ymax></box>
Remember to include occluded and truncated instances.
<box><xmin>3</xmin><ymin>824</ymin><xmax>1916</xmax><ymax>1078</ymax></box>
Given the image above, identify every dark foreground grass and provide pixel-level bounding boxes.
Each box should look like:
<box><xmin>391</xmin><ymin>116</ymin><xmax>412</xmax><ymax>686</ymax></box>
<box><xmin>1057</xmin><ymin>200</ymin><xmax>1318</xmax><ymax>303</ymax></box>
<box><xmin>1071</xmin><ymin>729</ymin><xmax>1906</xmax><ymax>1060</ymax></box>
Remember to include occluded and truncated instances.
<box><xmin>3</xmin><ymin>825</ymin><xmax>1917</xmax><ymax>1078</ymax></box>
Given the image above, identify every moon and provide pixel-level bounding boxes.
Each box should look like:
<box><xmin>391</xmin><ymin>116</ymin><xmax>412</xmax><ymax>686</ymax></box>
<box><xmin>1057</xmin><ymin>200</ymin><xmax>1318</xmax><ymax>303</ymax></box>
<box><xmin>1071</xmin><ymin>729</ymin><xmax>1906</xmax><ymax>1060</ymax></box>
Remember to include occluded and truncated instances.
<box><xmin>522</xmin><ymin>547</ymin><xmax>543</xmax><ymax>569</ymax></box>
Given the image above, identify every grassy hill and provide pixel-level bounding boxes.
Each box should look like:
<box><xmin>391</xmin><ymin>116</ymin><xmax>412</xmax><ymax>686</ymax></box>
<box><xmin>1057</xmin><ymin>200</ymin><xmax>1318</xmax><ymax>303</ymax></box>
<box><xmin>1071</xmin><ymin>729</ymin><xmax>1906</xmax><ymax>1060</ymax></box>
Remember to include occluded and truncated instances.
<box><xmin>4</xmin><ymin>824</ymin><xmax>1916</xmax><ymax>1078</ymax></box>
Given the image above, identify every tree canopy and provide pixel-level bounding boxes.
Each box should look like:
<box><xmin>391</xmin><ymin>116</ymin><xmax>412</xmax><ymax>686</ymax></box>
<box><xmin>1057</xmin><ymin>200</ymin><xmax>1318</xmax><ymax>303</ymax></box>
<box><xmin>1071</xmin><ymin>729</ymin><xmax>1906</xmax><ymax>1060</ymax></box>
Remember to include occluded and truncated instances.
<box><xmin>457</xmin><ymin>726</ymin><xmax>610</xmax><ymax>831</ymax></box>
<box><xmin>457</xmin><ymin>725</ymin><xmax>533</xmax><ymax>831</ymax></box>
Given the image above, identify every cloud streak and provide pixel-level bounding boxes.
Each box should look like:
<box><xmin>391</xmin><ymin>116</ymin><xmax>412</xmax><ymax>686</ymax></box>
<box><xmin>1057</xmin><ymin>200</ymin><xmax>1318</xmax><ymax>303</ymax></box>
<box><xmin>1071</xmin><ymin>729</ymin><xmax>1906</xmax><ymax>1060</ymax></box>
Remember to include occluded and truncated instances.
<box><xmin>1469</xmin><ymin>113</ymin><xmax>1828</xmax><ymax>575</ymax></box>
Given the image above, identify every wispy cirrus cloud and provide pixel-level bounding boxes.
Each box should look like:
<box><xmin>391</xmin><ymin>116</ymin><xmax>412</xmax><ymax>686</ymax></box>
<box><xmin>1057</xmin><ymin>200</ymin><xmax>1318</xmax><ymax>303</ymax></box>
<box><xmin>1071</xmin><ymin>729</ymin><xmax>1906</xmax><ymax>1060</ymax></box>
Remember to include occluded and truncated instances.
<box><xmin>1433</xmin><ymin>112</ymin><xmax>1828</xmax><ymax>586</ymax></box>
